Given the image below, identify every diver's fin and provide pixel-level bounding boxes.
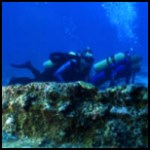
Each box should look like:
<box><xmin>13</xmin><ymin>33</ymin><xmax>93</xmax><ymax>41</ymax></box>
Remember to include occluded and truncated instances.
<box><xmin>10</xmin><ymin>61</ymin><xmax>32</xmax><ymax>69</ymax></box>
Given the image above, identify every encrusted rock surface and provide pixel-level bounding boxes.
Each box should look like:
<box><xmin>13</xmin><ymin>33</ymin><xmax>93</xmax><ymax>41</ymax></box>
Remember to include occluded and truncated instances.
<box><xmin>2</xmin><ymin>81</ymin><xmax>148</xmax><ymax>148</ymax></box>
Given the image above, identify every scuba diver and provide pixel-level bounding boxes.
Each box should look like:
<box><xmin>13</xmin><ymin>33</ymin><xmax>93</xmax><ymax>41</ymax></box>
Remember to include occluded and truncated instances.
<box><xmin>90</xmin><ymin>50</ymin><xmax>142</xmax><ymax>87</ymax></box>
<box><xmin>54</xmin><ymin>48</ymin><xmax>94</xmax><ymax>82</ymax></box>
<box><xmin>8</xmin><ymin>48</ymin><xmax>94</xmax><ymax>85</ymax></box>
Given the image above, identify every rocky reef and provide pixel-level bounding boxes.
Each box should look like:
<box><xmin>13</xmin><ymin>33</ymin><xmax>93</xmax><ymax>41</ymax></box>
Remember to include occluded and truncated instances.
<box><xmin>2</xmin><ymin>81</ymin><xmax>148</xmax><ymax>148</ymax></box>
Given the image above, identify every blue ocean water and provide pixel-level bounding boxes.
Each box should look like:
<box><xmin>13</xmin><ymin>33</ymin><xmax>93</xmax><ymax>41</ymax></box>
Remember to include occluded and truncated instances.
<box><xmin>2</xmin><ymin>2</ymin><xmax>148</xmax><ymax>86</ymax></box>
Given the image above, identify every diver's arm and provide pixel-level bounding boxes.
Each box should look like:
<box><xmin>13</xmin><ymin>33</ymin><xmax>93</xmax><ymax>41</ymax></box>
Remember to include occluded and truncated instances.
<box><xmin>54</xmin><ymin>61</ymin><xmax>73</xmax><ymax>82</ymax></box>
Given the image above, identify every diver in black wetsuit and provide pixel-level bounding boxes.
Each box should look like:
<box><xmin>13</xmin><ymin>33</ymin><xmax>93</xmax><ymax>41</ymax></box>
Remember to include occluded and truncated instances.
<box><xmin>9</xmin><ymin>49</ymin><xmax>92</xmax><ymax>85</ymax></box>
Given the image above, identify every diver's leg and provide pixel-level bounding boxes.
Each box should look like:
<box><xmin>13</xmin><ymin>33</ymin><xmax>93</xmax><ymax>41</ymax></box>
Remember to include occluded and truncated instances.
<box><xmin>9</xmin><ymin>77</ymin><xmax>33</xmax><ymax>85</ymax></box>
<box><xmin>89</xmin><ymin>71</ymin><xmax>107</xmax><ymax>86</ymax></box>
<box><xmin>109</xmin><ymin>72</ymin><xmax>116</xmax><ymax>87</ymax></box>
<box><xmin>107</xmin><ymin>68</ymin><xmax>116</xmax><ymax>87</ymax></box>
<box><xmin>10</xmin><ymin>61</ymin><xmax>41</xmax><ymax>79</ymax></box>
<box><xmin>27</xmin><ymin>64</ymin><xmax>41</xmax><ymax>79</ymax></box>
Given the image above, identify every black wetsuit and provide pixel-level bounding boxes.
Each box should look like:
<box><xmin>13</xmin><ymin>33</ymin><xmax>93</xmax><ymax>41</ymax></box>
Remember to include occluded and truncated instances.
<box><xmin>9</xmin><ymin>52</ymin><xmax>81</xmax><ymax>85</ymax></box>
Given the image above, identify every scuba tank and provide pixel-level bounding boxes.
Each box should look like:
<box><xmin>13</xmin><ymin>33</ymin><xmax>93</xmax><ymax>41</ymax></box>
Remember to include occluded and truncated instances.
<box><xmin>43</xmin><ymin>60</ymin><xmax>54</xmax><ymax>69</ymax></box>
<box><xmin>43</xmin><ymin>52</ymin><xmax>69</xmax><ymax>68</ymax></box>
<box><xmin>94</xmin><ymin>52</ymin><xmax>125</xmax><ymax>72</ymax></box>
<box><xmin>43</xmin><ymin>51</ymin><xmax>79</xmax><ymax>69</ymax></box>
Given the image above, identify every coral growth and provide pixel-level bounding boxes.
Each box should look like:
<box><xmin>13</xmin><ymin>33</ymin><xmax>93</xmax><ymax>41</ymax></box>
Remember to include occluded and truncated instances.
<box><xmin>2</xmin><ymin>82</ymin><xmax>148</xmax><ymax>148</ymax></box>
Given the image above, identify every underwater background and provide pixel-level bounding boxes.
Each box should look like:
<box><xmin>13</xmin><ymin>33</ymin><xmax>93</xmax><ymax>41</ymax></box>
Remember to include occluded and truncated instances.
<box><xmin>2</xmin><ymin>2</ymin><xmax>148</xmax><ymax>86</ymax></box>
